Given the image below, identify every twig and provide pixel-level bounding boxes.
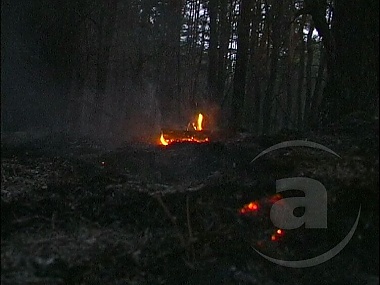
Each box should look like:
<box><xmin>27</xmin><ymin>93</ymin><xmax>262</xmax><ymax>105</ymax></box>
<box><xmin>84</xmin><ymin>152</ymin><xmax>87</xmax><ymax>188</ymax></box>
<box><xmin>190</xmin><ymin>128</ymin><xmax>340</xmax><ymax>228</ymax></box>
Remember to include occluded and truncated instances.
<box><xmin>11</xmin><ymin>215</ymin><xmax>52</xmax><ymax>225</ymax></box>
<box><xmin>186</xmin><ymin>195</ymin><xmax>196</xmax><ymax>261</ymax></box>
<box><xmin>51</xmin><ymin>212</ymin><xmax>56</xmax><ymax>231</ymax></box>
<box><xmin>1</xmin><ymin>277</ymin><xmax>64</xmax><ymax>285</ymax></box>
<box><xmin>186</xmin><ymin>195</ymin><xmax>193</xmax><ymax>240</ymax></box>
<box><xmin>152</xmin><ymin>194</ymin><xmax>186</xmax><ymax>247</ymax></box>
<box><xmin>21</xmin><ymin>235</ymin><xmax>74</xmax><ymax>245</ymax></box>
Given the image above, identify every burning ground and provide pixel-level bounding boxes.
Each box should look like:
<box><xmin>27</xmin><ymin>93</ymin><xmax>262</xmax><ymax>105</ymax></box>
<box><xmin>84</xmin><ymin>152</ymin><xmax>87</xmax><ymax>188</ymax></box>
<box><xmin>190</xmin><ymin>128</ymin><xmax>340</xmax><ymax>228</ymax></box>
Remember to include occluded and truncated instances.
<box><xmin>1</xmin><ymin>122</ymin><xmax>379</xmax><ymax>284</ymax></box>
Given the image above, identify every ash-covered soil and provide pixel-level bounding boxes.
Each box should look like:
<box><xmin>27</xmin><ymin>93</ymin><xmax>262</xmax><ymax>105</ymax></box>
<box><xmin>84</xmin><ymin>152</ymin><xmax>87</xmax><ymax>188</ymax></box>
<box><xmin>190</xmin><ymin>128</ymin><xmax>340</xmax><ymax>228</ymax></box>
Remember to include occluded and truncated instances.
<box><xmin>1</xmin><ymin>123</ymin><xmax>379</xmax><ymax>284</ymax></box>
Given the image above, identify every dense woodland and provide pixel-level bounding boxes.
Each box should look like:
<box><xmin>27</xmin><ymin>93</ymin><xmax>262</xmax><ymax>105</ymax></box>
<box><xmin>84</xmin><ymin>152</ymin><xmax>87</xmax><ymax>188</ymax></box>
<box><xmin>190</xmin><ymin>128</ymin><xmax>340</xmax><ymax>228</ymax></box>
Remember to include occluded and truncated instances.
<box><xmin>2</xmin><ymin>1</ymin><xmax>379</xmax><ymax>284</ymax></box>
<box><xmin>2</xmin><ymin>0</ymin><xmax>379</xmax><ymax>139</ymax></box>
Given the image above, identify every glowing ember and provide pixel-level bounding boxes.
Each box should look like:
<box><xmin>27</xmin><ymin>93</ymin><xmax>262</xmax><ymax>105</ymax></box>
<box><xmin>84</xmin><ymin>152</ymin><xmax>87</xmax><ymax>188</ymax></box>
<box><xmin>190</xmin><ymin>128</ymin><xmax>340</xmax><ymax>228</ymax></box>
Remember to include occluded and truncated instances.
<box><xmin>248</xmin><ymin>202</ymin><xmax>258</xmax><ymax>210</ymax></box>
<box><xmin>239</xmin><ymin>201</ymin><xmax>259</xmax><ymax>214</ymax></box>
<box><xmin>239</xmin><ymin>196</ymin><xmax>286</xmax><ymax>243</ymax></box>
<box><xmin>269</xmin><ymin>194</ymin><xmax>282</xmax><ymax>203</ymax></box>
<box><xmin>270</xmin><ymin>229</ymin><xmax>285</xmax><ymax>241</ymax></box>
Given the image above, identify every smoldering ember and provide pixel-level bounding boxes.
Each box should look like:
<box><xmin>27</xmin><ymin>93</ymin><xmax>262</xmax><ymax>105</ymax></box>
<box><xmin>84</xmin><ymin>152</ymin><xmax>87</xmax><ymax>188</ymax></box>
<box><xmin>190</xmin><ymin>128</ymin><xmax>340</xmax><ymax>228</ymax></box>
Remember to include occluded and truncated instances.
<box><xmin>1</xmin><ymin>0</ymin><xmax>378</xmax><ymax>284</ymax></box>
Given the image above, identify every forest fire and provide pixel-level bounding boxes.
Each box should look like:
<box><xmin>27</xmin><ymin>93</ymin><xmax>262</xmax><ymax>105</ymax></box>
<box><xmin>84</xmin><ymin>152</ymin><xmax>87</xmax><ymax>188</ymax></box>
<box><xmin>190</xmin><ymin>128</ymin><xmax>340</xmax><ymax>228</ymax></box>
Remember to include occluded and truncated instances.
<box><xmin>159</xmin><ymin>113</ymin><xmax>210</xmax><ymax>146</ymax></box>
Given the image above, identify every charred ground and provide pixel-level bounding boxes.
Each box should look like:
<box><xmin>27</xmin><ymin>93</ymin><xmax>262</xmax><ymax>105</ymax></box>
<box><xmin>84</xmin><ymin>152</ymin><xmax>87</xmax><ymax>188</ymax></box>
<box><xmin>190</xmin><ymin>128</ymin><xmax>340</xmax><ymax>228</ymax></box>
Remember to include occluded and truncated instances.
<box><xmin>1</xmin><ymin>120</ymin><xmax>379</xmax><ymax>284</ymax></box>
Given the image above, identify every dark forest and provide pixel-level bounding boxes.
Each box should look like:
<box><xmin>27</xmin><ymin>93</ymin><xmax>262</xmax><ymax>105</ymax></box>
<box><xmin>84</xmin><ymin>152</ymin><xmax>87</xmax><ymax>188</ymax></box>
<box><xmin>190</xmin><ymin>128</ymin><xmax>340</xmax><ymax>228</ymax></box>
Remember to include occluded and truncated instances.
<box><xmin>3</xmin><ymin>0</ymin><xmax>378</xmax><ymax>138</ymax></box>
<box><xmin>1</xmin><ymin>0</ymin><xmax>379</xmax><ymax>284</ymax></box>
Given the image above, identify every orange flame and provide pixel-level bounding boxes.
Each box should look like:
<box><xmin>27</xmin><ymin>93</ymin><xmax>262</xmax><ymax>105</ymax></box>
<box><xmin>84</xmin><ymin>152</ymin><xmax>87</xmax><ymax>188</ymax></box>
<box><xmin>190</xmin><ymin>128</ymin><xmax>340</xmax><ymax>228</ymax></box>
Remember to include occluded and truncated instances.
<box><xmin>189</xmin><ymin>113</ymin><xmax>204</xmax><ymax>131</ymax></box>
<box><xmin>160</xmin><ymin>133</ymin><xmax>168</xmax><ymax>146</ymax></box>
<box><xmin>197</xmin><ymin>113</ymin><xmax>203</xmax><ymax>131</ymax></box>
<box><xmin>159</xmin><ymin>113</ymin><xmax>208</xmax><ymax>145</ymax></box>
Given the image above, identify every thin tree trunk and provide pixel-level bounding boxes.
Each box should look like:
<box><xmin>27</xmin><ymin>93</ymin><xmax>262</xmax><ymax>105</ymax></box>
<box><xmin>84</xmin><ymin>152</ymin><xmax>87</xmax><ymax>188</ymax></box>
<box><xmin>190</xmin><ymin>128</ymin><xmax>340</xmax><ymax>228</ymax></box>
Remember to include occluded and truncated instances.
<box><xmin>159</xmin><ymin>0</ymin><xmax>183</xmax><ymax>124</ymax></box>
<box><xmin>216</xmin><ymin>0</ymin><xmax>230</xmax><ymax>103</ymax></box>
<box><xmin>296</xmin><ymin>16</ymin><xmax>306</xmax><ymax>130</ymax></box>
<box><xmin>284</xmin><ymin>22</ymin><xmax>297</xmax><ymax>129</ymax></box>
<box><xmin>188</xmin><ymin>0</ymin><xmax>201</xmax><ymax>110</ymax></box>
<box><xmin>247</xmin><ymin>0</ymin><xmax>263</xmax><ymax>134</ymax></box>
<box><xmin>308</xmin><ymin>43</ymin><xmax>327</xmax><ymax>127</ymax></box>
<box><xmin>262</xmin><ymin>2</ymin><xmax>283</xmax><ymax>134</ymax></box>
<box><xmin>193</xmin><ymin>23</ymin><xmax>206</xmax><ymax>103</ymax></box>
<box><xmin>230</xmin><ymin>0</ymin><xmax>252</xmax><ymax>131</ymax></box>
<box><xmin>207</xmin><ymin>0</ymin><xmax>219</xmax><ymax>101</ymax></box>
<box><xmin>303</xmin><ymin>22</ymin><xmax>315</xmax><ymax>127</ymax></box>
<box><xmin>297</xmin><ymin>0</ymin><xmax>338</xmax><ymax>124</ymax></box>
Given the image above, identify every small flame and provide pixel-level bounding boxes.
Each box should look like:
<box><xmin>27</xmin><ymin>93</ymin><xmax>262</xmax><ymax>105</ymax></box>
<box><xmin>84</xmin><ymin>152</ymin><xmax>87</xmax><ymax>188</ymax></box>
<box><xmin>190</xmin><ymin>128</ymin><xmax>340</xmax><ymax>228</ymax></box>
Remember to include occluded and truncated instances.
<box><xmin>159</xmin><ymin>112</ymin><xmax>208</xmax><ymax>145</ymax></box>
<box><xmin>197</xmin><ymin>113</ymin><xmax>203</xmax><ymax>131</ymax></box>
<box><xmin>160</xmin><ymin>133</ymin><xmax>168</xmax><ymax>146</ymax></box>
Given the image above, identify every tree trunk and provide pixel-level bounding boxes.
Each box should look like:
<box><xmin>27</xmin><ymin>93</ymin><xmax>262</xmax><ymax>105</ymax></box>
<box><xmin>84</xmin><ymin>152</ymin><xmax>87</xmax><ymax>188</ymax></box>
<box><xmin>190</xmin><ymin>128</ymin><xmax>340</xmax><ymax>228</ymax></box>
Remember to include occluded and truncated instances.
<box><xmin>284</xmin><ymin>22</ymin><xmax>297</xmax><ymax>129</ymax></box>
<box><xmin>262</xmin><ymin>2</ymin><xmax>283</xmax><ymax>134</ymax></box>
<box><xmin>216</xmin><ymin>0</ymin><xmax>230</xmax><ymax>104</ymax></box>
<box><xmin>230</xmin><ymin>0</ymin><xmax>252</xmax><ymax>131</ymax></box>
<box><xmin>159</xmin><ymin>0</ymin><xmax>183</xmax><ymax>125</ymax></box>
<box><xmin>308</xmin><ymin>43</ymin><xmax>327</xmax><ymax>128</ymax></box>
<box><xmin>295</xmin><ymin>16</ymin><xmax>306</xmax><ymax>130</ymax></box>
<box><xmin>324</xmin><ymin>0</ymin><xmax>378</xmax><ymax>122</ymax></box>
<box><xmin>207</xmin><ymin>0</ymin><xmax>219</xmax><ymax>101</ymax></box>
<box><xmin>299</xmin><ymin>0</ymin><xmax>377</xmax><ymax>124</ymax></box>
<box><xmin>303</xmin><ymin>22</ymin><xmax>316</xmax><ymax>127</ymax></box>
<box><xmin>246</xmin><ymin>0</ymin><xmax>263</xmax><ymax>134</ymax></box>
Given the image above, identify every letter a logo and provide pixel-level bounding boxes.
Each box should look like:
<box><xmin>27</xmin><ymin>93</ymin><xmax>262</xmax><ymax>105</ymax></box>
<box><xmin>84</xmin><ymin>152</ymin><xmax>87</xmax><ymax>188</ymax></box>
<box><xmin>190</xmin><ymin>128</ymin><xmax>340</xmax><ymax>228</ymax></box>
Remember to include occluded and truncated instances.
<box><xmin>270</xmin><ymin>177</ymin><xmax>327</xmax><ymax>229</ymax></box>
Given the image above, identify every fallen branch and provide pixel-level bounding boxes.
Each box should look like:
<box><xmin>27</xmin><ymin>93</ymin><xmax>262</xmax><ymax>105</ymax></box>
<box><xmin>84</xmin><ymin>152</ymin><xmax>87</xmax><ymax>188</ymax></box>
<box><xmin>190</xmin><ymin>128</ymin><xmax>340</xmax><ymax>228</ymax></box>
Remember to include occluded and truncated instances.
<box><xmin>152</xmin><ymin>194</ymin><xmax>186</xmax><ymax>247</ymax></box>
<box><xmin>186</xmin><ymin>195</ymin><xmax>196</xmax><ymax>261</ymax></box>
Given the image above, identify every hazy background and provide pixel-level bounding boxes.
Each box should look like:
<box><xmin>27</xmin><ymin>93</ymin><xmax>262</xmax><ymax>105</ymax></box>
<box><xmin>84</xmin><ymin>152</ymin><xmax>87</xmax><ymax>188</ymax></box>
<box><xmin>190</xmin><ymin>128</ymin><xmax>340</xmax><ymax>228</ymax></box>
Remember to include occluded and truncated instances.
<box><xmin>2</xmin><ymin>0</ymin><xmax>378</xmax><ymax>143</ymax></box>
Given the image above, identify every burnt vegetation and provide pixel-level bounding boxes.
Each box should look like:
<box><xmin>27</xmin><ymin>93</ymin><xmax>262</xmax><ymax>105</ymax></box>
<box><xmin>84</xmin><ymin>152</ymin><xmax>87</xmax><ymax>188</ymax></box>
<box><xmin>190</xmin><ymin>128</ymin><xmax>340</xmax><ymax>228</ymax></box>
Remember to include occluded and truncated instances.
<box><xmin>2</xmin><ymin>126</ymin><xmax>378</xmax><ymax>284</ymax></box>
<box><xmin>1</xmin><ymin>0</ymin><xmax>379</xmax><ymax>284</ymax></box>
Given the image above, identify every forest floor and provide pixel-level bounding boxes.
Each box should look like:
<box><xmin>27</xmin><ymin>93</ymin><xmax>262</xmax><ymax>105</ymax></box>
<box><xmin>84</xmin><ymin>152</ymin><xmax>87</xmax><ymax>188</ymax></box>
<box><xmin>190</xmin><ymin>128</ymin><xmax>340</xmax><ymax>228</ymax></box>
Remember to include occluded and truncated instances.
<box><xmin>1</xmin><ymin>117</ymin><xmax>379</xmax><ymax>285</ymax></box>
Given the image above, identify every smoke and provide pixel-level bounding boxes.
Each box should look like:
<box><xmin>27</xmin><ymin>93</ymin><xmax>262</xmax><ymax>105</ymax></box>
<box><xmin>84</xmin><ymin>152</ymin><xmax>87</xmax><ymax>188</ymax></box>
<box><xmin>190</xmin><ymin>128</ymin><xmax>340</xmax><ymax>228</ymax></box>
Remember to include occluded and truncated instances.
<box><xmin>121</xmin><ymin>80</ymin><xmax>162</xmax><ymax>143</ymax></box>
